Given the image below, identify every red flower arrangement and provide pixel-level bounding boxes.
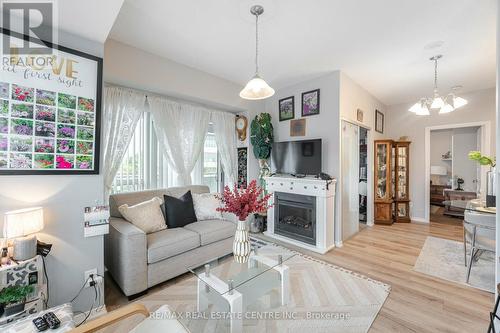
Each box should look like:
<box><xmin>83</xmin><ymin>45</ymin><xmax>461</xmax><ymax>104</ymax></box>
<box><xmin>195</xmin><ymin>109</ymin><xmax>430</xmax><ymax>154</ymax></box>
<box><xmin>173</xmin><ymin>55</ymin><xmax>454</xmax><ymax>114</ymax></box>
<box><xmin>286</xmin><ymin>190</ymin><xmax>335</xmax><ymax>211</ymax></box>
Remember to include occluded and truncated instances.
<box><xmin>217</xmin><ymin>180</ymin><xmax>272</xmax><ymax>221</ymax></box>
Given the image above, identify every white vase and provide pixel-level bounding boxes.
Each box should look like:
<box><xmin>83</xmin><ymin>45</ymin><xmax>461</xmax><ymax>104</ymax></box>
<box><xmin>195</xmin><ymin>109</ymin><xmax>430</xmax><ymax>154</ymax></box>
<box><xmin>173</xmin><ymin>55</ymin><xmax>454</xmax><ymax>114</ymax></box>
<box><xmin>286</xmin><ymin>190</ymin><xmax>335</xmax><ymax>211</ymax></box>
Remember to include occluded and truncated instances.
<box><xmin>233</xmin><ymin>218</ymin><xmax>251</xmax><ymax>263</ymax></box>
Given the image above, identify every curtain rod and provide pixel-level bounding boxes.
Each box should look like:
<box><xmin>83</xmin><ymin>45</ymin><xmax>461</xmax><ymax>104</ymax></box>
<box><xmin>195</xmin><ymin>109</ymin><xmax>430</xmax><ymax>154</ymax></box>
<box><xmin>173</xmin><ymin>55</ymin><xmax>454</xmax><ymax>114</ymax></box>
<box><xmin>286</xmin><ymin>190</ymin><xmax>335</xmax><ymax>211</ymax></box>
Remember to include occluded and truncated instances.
<box><xmin>104</xmin><ymin>82</ymin><xmax>243</xmax><ymax>115</ymax></box>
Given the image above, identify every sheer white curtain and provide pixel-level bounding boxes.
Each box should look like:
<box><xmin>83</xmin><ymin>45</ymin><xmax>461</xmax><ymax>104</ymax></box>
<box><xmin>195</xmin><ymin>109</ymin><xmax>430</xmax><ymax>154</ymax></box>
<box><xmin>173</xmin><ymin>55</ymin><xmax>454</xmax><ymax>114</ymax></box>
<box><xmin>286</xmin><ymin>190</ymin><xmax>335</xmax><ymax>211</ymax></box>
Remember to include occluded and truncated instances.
<box><xmin>148</xmin><ymin>96</ymin><xmax>210</xmax><ymax>186</ymax></box>
<box><xmin>102</xmin><ymin>86</ymin><xmax>146</xmax><ymax>198</ymax></box>
<box><xmin>211</xmin><ymin>111</ymin><xmax>238</xmax><ymax>187</ymax></box>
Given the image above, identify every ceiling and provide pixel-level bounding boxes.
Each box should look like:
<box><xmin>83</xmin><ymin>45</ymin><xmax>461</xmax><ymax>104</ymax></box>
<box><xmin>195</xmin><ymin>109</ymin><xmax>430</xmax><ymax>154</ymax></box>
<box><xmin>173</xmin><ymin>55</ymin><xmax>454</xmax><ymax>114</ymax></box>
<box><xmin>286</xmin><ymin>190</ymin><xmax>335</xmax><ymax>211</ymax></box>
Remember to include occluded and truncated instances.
<box><xmin>109</xmin><ymin>0</ymin><xmax>496</xmax><ymax>106</ymax></box>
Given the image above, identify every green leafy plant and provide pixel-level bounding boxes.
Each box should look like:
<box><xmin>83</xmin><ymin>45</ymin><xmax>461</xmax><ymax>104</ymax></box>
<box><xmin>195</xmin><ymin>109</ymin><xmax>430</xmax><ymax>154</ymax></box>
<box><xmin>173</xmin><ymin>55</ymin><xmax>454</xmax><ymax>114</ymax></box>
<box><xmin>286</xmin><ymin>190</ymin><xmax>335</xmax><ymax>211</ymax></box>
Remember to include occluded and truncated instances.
<box><xmin>468</xmin><ymin>151</ymin><xmax>496</xmax><ymax>167</ymax></box>
<box><xmin>0</xmin><ymin>285</ymin><xmax>34</xmax><ymax>305</ymax></box>
<box><xmin>250</xmin><ymin>113</ymin><xmax>274</xmax><ymax>160</ymax></box>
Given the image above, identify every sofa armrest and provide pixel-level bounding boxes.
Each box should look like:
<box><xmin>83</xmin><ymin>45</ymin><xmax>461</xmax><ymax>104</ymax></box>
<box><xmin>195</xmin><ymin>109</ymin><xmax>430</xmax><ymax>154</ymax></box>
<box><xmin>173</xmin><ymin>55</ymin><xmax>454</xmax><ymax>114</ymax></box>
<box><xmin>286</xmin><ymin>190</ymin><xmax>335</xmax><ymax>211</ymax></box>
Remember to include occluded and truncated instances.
<box><xmin>104</xmin><ymin>217</ymin><xmax>147</xmax><ymax>296</ymax></box>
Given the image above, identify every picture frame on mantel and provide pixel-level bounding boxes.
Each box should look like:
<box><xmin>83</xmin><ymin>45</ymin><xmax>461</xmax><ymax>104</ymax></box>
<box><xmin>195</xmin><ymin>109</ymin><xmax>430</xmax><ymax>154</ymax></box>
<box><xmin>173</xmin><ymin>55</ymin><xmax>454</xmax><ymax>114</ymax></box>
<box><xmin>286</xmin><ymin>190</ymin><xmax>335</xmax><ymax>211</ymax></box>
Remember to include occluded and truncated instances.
<box><xmin>375</xmin><ymin>109</ymin><xmax>384</xmax><ymax>134</ymax></box>
<box><xmin>279</xmin><ymin>96</ymin><xmax>294</xmax><ymax>121</ymax></box>
<box><xmin>0</xmin><ymin>28</ymin><xmax>103</xmax><ymax>175</ymax></box>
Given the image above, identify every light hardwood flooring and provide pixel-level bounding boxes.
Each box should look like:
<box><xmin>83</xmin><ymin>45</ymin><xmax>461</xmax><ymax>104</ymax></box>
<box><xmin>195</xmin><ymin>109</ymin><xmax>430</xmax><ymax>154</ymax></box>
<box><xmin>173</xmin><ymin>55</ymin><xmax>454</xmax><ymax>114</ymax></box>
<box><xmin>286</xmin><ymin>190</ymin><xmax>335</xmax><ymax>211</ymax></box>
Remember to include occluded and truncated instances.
<box><xmin>105</xmin><ymin>220</ymin><xmax>494</xmax><ymax>332</ymax></box>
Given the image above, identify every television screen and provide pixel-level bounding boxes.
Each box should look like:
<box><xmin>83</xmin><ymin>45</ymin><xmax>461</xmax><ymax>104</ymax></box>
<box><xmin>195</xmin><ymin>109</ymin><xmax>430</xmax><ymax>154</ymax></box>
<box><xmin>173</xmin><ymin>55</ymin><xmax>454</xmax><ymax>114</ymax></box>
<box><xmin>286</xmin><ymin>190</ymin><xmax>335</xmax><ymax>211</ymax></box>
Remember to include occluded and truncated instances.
<box><xmin>271</xmin><ymin>139</ymin><xmax>322</xmax><ymax>176</ymax></box>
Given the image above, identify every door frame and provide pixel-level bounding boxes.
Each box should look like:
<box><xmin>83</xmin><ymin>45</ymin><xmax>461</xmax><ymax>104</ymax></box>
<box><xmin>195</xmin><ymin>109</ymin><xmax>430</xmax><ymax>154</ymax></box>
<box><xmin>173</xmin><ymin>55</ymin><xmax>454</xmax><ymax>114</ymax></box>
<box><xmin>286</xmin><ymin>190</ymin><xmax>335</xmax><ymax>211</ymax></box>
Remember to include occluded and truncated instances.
<box><xmin>339</xmin><ymin>118</ymin><xmax>374</xmax><ymax>245</ymax></box>
<box><xmin>424</xmin><ymin>121</ymin><xmax>491</xmax><ymax>223</ymax></box>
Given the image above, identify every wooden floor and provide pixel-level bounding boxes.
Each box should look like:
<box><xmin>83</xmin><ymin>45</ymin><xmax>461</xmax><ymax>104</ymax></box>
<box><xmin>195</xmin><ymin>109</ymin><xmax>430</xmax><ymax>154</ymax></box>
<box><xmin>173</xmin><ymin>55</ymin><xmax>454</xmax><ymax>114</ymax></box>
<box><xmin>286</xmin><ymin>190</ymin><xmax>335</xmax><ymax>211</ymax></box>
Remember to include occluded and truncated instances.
<box><xmin>105</xmin><ymin>220</ymin><xmax>494</xmax><ymax>332</ymax></box>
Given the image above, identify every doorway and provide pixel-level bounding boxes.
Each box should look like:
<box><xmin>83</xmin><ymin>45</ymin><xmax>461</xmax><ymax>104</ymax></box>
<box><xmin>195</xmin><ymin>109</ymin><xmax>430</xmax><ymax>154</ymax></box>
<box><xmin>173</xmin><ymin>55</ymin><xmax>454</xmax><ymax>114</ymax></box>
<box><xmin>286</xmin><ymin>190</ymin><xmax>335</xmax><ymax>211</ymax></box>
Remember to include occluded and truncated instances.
<box><xmin>341</xmin><ymin>120</ymin><xmax>371</xmax><ymax>241</ymax></box>
<box><xmin>424</xmin><ymin>121</ymin><xmax>491</xmax><ymax>223</ymax></box>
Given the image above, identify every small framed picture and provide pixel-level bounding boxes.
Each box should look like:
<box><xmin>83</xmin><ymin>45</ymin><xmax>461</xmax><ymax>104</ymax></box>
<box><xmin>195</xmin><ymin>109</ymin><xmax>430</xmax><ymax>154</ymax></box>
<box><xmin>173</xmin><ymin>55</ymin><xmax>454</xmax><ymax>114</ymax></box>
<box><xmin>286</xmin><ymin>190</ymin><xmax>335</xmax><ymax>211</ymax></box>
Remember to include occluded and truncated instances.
<box><xmin>279</xmin><ymin>96</ymin><xmax>295</xmax><ymax>121</ymax></box>
<box><xmin>290</xmin><ymin>118</ymin><xmax>306</xmax><ymax>136</ymax></box>
<box><xmin>301</xmin><ymin>89</ymin><xmax>320</xmax><ymax>117</ymax></box>
<box><xmin>357</xmin><ymin>109</ymin><xmax>364</xmax><ymax>122</ymax></box>
<box><xmin>375</xmin><ymin>110</ymin><xmax>384</xmax><ymax>134</ymax></box>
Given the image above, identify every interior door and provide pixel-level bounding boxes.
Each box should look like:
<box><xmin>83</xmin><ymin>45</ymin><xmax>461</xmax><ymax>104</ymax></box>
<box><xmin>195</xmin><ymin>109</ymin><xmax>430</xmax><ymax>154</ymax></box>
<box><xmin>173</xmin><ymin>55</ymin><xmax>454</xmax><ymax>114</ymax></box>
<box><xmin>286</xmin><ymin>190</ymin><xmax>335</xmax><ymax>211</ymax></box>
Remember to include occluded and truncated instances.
<box><xmin>341</xmin><ymin>121</ymin><xmax>359</xmax><ymax>240</ymax></box>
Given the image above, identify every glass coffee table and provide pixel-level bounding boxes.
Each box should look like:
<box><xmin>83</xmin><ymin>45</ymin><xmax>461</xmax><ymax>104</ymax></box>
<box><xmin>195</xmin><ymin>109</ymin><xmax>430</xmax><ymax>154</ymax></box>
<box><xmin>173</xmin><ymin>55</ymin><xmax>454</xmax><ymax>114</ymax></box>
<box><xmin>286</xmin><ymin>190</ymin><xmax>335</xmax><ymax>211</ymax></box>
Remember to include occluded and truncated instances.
<box><xmin>188</xmin><ymin>249</ymin><xmax>295</xmax><ymax>333</ymax></box>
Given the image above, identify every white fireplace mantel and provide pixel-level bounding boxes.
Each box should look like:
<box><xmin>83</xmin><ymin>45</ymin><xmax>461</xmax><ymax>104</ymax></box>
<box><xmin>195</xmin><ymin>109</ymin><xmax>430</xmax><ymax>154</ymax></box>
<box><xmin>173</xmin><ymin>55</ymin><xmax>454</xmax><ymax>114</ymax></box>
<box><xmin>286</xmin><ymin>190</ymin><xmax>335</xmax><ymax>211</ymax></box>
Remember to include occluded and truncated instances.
<box><xmin>263</xmin><ymin>175</ymin><xmax>337</xmax><ymax>254</ymax></box>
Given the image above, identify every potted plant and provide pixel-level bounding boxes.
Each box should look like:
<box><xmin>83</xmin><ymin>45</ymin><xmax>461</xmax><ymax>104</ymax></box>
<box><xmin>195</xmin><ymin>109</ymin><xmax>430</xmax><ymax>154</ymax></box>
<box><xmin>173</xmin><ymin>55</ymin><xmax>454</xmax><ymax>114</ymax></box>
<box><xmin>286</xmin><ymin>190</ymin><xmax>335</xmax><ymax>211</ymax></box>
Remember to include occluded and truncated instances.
<box><xmin>250</xmin><ymin>113</ymin><xmax>274</xmax><ymax>186</ymax></box>
<box><xmin>469</xmin><ymin>151</ymin><xmax>496</xmax><ymax>207</ymax></box>
<box><xmin>217</xmin><ymin>180</ymin><xmax>272</xmax><ymax>263</ymax></box>
<box><xmin>0</xmin><ymin>285</ymin><xmax>34</xmax><ymax>316</ymax></box>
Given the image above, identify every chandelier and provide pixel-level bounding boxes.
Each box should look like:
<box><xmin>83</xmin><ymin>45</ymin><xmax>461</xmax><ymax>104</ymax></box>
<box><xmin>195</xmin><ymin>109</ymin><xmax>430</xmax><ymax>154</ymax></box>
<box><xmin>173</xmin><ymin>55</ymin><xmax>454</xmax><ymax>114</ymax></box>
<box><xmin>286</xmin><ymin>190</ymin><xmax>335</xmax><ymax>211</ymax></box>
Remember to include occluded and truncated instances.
<box><xmin>409</xmin><ymin>55</ymin><xmax>468</xmax><ymax>115</ymax></box>
<box><xmin>239</xmin><ymin>5</ymin><xmax>275</xmax><ymax>100</ymax></box>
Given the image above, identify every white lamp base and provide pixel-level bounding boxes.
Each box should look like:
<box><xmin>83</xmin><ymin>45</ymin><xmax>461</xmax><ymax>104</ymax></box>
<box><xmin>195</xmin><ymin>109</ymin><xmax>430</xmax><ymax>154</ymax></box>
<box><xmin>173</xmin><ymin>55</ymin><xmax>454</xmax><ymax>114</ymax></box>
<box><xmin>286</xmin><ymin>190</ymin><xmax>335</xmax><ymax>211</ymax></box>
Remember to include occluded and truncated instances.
<box><xmin>13</xmin><ymin>235</ymin><xmax>38</xmax><ymax>261</ymax></box>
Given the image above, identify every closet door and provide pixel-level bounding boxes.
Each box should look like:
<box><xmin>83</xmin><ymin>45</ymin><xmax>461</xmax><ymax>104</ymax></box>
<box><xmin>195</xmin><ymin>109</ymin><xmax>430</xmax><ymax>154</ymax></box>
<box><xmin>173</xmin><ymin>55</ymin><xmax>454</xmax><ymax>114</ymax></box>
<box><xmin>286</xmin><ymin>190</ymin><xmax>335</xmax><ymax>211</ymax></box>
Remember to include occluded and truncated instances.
<box><xmin>341</xmin><ymin>121</ymin><xmax>359</xmax><ymax>241</ymax></box>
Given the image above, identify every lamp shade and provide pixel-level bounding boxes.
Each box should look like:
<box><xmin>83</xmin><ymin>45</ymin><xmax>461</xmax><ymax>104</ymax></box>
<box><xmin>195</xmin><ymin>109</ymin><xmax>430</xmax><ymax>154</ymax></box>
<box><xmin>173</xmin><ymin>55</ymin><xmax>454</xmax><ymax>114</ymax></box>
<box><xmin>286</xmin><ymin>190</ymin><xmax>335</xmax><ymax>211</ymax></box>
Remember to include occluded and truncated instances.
<box><xmin>4</xmin><ymin>207</ymin><xmax>44</xmax><ymax>238</ymax></box>
<box><xmin>239</xmin><ymin>75</ymin><xmax>275</xmax><ymax>100</ymax></box>
<box><xmin>430</xmin><ymin>165</ymin><xmax>447</xmax><ymax>176</ymax></box>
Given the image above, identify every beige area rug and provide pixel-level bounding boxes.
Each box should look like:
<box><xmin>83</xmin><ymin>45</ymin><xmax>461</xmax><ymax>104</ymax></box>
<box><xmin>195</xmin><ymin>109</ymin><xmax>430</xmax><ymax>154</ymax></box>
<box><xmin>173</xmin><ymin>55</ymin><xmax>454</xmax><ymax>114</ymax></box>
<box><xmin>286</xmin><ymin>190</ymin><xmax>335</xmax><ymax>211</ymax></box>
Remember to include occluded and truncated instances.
<box><xmin>414</xmin><ymin>236</ymin><xmax>494</xmax><ymax>293</ymax></box>
<box><xmin>105</xmin><ymin>243</ymin><xmax>391</xmax><ymax>333</ymax></box>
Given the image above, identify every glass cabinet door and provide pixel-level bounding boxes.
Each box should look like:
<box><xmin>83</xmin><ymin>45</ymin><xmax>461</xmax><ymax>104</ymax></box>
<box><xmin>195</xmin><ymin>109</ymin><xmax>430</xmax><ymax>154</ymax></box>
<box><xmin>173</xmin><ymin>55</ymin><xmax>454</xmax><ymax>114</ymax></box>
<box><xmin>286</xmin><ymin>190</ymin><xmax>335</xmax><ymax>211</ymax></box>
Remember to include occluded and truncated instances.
<box><xmin>396</xmin><ymin>146</ymin><xmax>408</xmax><ymax>200</ymax></box>
<box><xmin>375</xmin><ymin>142</ymin><xmax>389</xmax><ymax>200</ymax></box>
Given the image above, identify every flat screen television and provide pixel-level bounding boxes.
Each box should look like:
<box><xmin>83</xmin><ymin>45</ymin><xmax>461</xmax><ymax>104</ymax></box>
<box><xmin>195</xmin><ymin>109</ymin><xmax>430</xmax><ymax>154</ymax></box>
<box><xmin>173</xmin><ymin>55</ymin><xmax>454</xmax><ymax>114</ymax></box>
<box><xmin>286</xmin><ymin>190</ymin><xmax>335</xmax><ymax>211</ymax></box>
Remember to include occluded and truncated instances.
<box><xmin>271</xmin><ymin>139</ymin><xmax>322</xmax><ymax>176</ymax></box>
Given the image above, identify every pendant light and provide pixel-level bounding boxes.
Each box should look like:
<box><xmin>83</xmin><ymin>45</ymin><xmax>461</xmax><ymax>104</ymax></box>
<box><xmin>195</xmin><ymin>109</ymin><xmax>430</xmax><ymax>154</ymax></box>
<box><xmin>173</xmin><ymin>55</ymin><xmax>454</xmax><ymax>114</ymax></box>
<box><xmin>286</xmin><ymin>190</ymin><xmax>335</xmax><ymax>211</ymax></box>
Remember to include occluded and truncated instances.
<box><xmin>239</xmin><ymin>5</ymin><xmax>275</xmax><ymax>100</ymax></box>
<box><xmin>409</xmin><ymin>55</ymin><xmax>468</xmax><ymax>115</ymax></box>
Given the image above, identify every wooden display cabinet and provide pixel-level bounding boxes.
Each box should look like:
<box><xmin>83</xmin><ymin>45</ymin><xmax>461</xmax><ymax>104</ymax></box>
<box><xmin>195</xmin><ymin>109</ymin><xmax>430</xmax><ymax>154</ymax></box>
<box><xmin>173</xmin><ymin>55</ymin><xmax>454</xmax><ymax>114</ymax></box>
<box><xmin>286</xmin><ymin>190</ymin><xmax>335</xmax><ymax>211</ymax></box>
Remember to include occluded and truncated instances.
<box><xmin>374</xmin><ymin>140</ymin><xmax>393</xmax><ymax>224</ymax></box>
<box><xmin>393</xmin><ymin>141</ymin><xmax>411</xmax><ymax>223</ymax></box>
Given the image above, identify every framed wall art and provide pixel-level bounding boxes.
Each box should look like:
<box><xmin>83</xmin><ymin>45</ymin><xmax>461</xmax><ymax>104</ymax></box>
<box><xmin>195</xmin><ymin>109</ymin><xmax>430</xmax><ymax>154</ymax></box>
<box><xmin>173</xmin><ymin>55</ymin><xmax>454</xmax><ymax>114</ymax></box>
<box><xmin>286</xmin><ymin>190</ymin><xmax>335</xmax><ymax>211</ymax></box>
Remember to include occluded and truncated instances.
<box><xmin>237</xmin><ymin>147</ymin><xmax>248</xmax><ymax>188</ymax></box>
<box><xmin>290</xmin><ymin>118</ymin><xmax>306</xmax><ymax>137</ymax></box>
<box><xmin>279</xmin><ymin>96</ymin><xmax>294</xmax><ymax>121</ymax></box>
<box><xmin>301</xmin><ymin>89</ymin><xmax>320</xmax><ymax>117</ymax></box>
<box><xmin>375</xmin><ymin>109</ymin><xmax>384</xmax><ymax>134</ymax></box>
<box><xmin>0</xmin><ymin>28</ymin><xmax>102</xmax><ymax>174</ymax></box>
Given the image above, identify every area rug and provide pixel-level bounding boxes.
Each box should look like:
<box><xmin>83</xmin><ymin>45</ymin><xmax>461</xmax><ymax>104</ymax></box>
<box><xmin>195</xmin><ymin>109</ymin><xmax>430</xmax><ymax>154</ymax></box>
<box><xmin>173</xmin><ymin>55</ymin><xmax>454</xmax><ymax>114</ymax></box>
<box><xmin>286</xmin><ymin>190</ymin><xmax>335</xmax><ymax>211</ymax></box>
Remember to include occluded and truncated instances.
<box><xmin>105</xmin><ymin>241</ymin><xmax>390</xmax><ymax>333</ymax></box>
<box><xmin>414</xmin><ymin>236</ymin><xmax>494</xmax><ymax>293</ymax></box>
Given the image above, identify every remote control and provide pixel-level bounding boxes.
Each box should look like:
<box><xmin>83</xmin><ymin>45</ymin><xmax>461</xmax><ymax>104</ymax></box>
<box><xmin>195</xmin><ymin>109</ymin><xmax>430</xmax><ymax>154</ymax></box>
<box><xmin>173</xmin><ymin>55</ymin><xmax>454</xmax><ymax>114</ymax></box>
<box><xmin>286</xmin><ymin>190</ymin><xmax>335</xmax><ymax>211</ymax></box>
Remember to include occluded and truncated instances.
<box><xmin>32</xmin><ymin>317</ymin><xmax>48</xmax><ymax>331</ymax></box>
<box><xmin>42</xmin><ymin>312</ymin><xmax>60</xmax><ymax>329</ymax></box>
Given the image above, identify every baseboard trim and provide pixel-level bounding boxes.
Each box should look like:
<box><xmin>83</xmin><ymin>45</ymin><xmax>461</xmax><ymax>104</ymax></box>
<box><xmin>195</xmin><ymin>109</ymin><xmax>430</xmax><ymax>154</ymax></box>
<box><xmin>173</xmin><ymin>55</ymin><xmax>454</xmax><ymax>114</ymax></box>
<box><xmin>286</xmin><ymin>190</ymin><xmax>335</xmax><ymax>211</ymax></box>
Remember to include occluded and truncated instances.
<box><xmin>411</xmin><ymin>217</ymin><xmax>429</xmax><ymax>224</ymax></box>
<box><xmin>335</xmin><ymin>241</ymin><xmax>343</xmax><ymax>248</ymax></box>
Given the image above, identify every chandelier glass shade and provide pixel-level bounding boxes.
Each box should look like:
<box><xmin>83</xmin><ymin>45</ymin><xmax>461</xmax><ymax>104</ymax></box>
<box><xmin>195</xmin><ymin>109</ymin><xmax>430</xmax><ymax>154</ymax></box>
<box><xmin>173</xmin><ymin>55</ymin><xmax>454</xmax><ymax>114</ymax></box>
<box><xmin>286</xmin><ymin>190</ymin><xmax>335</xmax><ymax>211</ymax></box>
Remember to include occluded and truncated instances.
<box><xmin>240</xmin><ymin>5</ymin><xmax>275</xmax><ymax>100</ymax></box>
<box><xmin>409</xmin><ymin>55</ymin><xmax>468</xmax><ymax>116</ymax></box>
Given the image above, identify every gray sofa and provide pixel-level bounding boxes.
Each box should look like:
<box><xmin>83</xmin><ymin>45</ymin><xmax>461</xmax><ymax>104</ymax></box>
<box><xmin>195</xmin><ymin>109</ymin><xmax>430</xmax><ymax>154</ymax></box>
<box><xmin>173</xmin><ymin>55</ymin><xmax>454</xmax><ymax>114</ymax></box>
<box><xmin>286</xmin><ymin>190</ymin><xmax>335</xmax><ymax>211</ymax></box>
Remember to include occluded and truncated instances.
<box><xmin>105</xmin><ymin>185</ymin><xmax>235</xmax><ymax>297</ymax></box>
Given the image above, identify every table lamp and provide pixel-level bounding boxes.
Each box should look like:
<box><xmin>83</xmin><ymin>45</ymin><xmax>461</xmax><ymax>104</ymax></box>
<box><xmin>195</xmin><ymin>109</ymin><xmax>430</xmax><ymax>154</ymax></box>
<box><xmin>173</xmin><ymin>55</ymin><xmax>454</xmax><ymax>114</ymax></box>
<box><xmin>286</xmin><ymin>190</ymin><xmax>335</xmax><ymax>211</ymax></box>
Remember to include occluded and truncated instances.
<box><xmin>3</xmin><ymin>207</ymin><xmax>44</xmax><ymax>261</ymax></box>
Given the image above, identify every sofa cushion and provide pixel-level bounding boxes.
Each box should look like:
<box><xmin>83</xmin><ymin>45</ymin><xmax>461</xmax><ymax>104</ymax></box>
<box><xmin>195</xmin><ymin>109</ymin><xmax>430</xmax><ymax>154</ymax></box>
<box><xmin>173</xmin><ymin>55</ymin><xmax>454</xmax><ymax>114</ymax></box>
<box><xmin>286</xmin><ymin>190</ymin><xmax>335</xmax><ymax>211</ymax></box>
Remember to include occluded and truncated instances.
<box><xmin>147</xmin><ymin>228</ymin><xmax>200</xmax><ymax>263</ymax></box>
<box><xmin>184</xmin><ymin>220</ymin><xmax>236</xmax><ymax>246</ymax></box>
<box><xmin>192</xmin><ymin>193</ymin><xmax>222</xmax><ymax>220</ymax></box>
<box><xmin>118</xmin><ymin>197</ymin><xmax>167</xmax><ymax>234</ymax></box>
<box><xmin>161</xmin><ymin>191</ymin><xmax>198</xmax><ymax>228</ymax></box>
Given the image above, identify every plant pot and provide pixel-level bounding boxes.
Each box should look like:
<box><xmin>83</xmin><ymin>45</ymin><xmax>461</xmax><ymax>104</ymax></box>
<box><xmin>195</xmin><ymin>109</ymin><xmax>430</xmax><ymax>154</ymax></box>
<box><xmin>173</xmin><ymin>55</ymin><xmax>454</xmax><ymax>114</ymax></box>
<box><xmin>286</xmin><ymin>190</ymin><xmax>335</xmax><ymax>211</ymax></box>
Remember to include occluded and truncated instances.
<box><xmin>3</xmin><ymin>299</ymin><xmax>25</xmax><ymax>316</ymax></box>
<box><xmin>0</xmin><ymin>303</ymin><xmax>4</xmax><ymax>317</ymax></box>
<box><xmin>233</xmin><ymin>219</ymin><xmax>251</xmax><ymax>263</ymax></box>
<box><xmin>486</xmin><ymin>167</ymin><xmax>496</xmax><ymax>207</ymax></box>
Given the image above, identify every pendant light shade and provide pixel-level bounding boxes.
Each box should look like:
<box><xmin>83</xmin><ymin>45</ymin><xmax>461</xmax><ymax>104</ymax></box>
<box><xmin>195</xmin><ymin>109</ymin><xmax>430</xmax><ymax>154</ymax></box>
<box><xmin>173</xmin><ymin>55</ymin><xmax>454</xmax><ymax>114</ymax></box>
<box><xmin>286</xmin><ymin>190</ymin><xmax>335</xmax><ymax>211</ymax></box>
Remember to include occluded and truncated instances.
<box><xmin>240</xmin><ymin>5</ymin><xmax>274</xmax><ymax>100</ymax></box>
<box><xmin>239</xmin><ymin>75</ymin><xmax>275</xmax><ymax>100</ymax></box>
<box><xmin>452</xmin><ymin>95</ymin><xmax>468</xmax><ymax>108</ymax></box>
<box><xmin>439</xmin><ymin>103</ymin><xmax>454</xmax><ymax>114</ymax></box>
<box><xmin>430</xmin><ymin>96</ymin><xmax>444</xmax><ymax>109</ymax></box>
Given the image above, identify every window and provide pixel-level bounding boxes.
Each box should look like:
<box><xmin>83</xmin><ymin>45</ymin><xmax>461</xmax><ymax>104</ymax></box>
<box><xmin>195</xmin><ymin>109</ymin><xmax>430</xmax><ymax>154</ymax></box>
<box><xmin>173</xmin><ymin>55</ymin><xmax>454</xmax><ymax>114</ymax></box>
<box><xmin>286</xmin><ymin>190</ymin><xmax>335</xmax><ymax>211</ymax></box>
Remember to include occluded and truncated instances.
<box><xmin>112</xmin><ymin>114</ymin><xmax>221</xmax><ymax>193</ymax></box>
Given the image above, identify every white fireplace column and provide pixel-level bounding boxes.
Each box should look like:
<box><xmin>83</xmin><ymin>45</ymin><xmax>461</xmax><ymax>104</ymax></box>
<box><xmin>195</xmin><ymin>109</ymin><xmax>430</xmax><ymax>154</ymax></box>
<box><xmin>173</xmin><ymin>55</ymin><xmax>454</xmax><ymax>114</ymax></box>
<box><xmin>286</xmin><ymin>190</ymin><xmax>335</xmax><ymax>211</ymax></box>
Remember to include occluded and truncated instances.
<box><xmin>264</xmin><ymin>176</ymin><xmax>337</xmax><ymax>254</ymax></box>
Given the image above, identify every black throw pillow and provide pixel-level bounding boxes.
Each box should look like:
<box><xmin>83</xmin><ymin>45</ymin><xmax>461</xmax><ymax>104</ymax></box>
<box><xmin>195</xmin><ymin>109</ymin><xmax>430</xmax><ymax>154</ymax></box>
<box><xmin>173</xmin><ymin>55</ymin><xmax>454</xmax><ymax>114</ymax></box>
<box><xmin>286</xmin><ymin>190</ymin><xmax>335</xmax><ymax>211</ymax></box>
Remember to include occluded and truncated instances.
<box><xmin>161</xmin><ymin>190</ymin><xmax>197</xmax><ymax>228</ymax></box>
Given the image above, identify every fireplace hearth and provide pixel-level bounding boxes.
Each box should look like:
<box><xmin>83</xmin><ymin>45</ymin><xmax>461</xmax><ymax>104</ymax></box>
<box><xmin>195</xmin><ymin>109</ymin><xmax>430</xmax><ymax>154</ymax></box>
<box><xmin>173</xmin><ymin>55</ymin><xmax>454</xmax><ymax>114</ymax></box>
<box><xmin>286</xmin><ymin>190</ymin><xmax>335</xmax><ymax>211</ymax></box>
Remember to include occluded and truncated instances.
<box><xmin>275</xmin><ymin>192</ymin><xmax>316</xmax><ymax>245</ymax></box>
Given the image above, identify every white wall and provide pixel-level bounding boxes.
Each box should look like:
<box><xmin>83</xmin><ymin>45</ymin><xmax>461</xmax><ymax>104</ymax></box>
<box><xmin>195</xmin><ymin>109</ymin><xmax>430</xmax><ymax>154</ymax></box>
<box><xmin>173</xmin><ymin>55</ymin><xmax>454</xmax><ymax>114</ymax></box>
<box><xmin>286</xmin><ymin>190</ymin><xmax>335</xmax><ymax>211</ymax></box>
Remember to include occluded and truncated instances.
<box><xmin>0</xmin><ymin>30</ymin><xmax>105</xmax><ymax>312</ymax></box>
<box><xmin>430</xmin><ymin>129</ymin><xmax>452</xmax><ymax>184</ymax></box>
<box><xmin>387</xmin><ymin>88</ymin><xmax>496</xmax><ymax>221</ymax></box>
<box><xmin>104</xmin><ymin>39</ymin><xmax>265</xmax><ymax>184</ymax></box>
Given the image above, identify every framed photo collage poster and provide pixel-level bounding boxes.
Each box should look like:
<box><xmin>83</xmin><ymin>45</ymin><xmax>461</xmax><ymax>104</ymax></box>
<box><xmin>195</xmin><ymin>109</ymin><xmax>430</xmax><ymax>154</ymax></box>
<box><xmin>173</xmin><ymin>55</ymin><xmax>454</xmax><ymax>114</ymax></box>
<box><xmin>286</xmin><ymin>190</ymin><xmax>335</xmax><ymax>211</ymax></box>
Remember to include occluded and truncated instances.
<box><xmin>0</xmin><ymin>29</ymin><xmax>103</xmax><ymax>174</ymax></box>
